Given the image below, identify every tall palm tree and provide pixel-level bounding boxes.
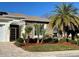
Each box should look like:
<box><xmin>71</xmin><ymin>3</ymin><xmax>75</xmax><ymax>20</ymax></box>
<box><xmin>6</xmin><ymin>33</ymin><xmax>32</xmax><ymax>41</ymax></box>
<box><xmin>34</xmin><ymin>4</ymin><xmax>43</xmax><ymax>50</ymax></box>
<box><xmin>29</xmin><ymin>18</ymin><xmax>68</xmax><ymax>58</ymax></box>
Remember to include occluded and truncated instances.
<box><xmin>41</xmin><ymin>29</ymin><xmax>46</xmax><ymax>43</ymax></box>
<box><xmin>49</xmin><ymin>3</ymin><xmax>79</xmax><ymax>39</ymax></box>
<box><xmin>34</xmin><ymin>24</ymin><xmax>43</xmax><ymax>43</ymax></box>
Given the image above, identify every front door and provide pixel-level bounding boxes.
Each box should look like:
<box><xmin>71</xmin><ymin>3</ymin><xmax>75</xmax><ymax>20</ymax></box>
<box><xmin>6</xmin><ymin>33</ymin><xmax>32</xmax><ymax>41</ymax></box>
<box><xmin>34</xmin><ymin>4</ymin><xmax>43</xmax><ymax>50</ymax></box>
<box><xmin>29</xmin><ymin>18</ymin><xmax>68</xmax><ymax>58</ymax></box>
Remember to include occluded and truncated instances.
<box><xmin>10</xmin><ymin>25</ymin><xmax>19</xmax><ymax>41</ymax></box>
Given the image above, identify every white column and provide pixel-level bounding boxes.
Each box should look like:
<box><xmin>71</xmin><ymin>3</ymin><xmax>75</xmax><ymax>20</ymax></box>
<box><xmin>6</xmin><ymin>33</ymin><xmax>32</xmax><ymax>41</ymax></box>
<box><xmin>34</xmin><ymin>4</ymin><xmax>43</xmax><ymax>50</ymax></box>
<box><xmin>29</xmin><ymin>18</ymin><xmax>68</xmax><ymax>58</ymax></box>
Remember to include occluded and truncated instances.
<box><xmin>32</xmin><ymin>24</ymin><xmax>36</xmax><ymax>38</ymax></box>
<box><xmin>20</xmin><ymin>22</ymin><xmax>26</xmax><ymax>38</ymax></box>
<box><xmin>44</xmin><ymin>24</ymin><xmax>47</xmax><ymax>30</ymax></box>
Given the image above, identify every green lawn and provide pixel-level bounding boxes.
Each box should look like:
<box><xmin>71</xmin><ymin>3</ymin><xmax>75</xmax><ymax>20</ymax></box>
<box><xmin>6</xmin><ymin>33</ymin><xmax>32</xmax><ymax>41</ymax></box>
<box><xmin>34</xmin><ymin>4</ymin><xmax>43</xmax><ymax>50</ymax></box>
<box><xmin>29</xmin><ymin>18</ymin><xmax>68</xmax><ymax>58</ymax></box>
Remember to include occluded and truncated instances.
<box><xmin>22</xmin><ymin>43</ymin><xmax>79</xmax><ymax>52</ymax></box>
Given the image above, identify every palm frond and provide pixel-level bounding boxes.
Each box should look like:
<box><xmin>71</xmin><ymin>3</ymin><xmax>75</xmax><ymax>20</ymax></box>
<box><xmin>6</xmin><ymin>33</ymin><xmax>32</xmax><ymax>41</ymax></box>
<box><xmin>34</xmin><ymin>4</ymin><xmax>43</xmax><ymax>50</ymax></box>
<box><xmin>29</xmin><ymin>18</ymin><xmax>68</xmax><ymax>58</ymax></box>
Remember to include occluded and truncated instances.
<box><xmin>49</xmin><ymin>3</ymin><xmax>79</xmax><ymax>33</ymax></box>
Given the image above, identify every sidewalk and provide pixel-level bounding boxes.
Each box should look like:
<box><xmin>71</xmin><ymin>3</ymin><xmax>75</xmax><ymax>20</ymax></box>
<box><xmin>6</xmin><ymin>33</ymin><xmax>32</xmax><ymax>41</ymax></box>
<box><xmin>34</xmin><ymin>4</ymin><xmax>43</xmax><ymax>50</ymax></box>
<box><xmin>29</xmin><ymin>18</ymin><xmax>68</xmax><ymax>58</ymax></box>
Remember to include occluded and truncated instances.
<box><xmin>28</xmin><ymin>50</ymin><xmax>79</xmax><ymax>57</ymax></box>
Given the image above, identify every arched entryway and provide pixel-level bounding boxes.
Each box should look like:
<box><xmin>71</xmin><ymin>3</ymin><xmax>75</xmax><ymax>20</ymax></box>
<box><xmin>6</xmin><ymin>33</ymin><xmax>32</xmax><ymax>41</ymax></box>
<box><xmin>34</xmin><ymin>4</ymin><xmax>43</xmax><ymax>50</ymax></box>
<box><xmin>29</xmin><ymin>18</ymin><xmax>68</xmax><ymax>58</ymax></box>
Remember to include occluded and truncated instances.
<box><xmin>9</xmin><ymin>20</ymin><xmax>25</xmax><ymax>42</ymax></box>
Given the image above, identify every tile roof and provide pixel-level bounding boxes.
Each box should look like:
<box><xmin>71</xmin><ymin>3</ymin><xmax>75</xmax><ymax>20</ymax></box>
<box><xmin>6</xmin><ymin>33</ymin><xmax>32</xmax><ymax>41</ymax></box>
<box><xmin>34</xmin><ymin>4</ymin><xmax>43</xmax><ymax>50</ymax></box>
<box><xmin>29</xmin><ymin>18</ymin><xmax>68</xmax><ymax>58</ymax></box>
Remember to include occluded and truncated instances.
<box><xmin>0</xmin><ymin>12</ymin><xmax>50</xmax><ymax>22</ymax></box>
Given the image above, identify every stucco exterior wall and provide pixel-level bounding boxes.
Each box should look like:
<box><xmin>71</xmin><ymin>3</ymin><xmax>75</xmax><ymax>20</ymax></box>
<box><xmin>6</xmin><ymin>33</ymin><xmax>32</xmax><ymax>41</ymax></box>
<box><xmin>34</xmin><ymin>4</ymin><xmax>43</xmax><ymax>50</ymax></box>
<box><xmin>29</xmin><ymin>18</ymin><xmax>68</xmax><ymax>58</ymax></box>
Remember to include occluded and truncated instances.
<box><xmin>0</xmin><ymin>20</ymin><xmax>26</xmax><ymax>42</ymax></box>
<box><xmin>0</xmin><ymin>20</ymin><xmax>50</xmax><ymax>42</ymax></box>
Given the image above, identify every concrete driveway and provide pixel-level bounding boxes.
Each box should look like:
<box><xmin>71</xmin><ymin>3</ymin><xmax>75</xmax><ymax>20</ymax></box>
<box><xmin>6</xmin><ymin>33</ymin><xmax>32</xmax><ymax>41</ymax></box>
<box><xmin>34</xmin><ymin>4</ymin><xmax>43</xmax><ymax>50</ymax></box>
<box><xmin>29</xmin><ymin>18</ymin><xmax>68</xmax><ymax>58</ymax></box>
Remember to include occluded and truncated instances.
<box><xmin>0</xmin><ymin>42</ymin><xmax>31</xmax><ymax>57</ymax></box>
<box><xmin>0</xmin><ymin>42</ymin><xmax>79</xmax><ymax>57</ymax></box>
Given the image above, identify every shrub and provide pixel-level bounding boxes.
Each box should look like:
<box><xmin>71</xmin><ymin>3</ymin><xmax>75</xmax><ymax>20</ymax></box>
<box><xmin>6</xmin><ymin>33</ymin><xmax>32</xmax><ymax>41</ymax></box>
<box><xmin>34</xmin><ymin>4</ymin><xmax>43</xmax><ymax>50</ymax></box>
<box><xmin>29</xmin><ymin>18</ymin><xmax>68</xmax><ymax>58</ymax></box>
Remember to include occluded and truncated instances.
<box><xmin>15</xmin><ymin>38</ymin><xmax>24</xmax><ymax>47</ymax></box>
<box><xmin>59</xmin><ymin>38</ymin><xmax>66</xmax><ymax>43</ymax></box>
<box><xmin>65</xmin><ymin>38</ymin><xmax>69</xmax><ymax>42</ymax></box>
<box><xmin>43</xmin><ymin>37</ymin><xmax>58</xmax><ymax>43</ymax></box>
<box><xmin>77</xmin><ymin>40</ymin><xmax>79</xmax><ymax>46</ymax></box>
<box><xmin>43</xmin><ymin>37</ymin><xmax>52</xmax><ymax>43</ymax></box>
<box><xmin>69</xmin><ymin>40</ymin><xmax>77</xmax><ymax>44</ymax></box>
<box><xmin>29</xmin><ymin>38</ymin><xmax>37</xmax><ymax>43</ymax></box>
<box><xmin>14</xmin><ymin>42</ymin><xmax>24</xmax><ymax>47</ymax></box>
<box><xmin>16</xmin><ymin>38</ymin><xmax>24</xmax><ymax>43</ymax></box>
<box><xmin>59</xmin><ymin>38</ymin><xmax>70</xmax><ymax>43</ymax></box>
<box><xmin>52</xmin><ymin>38</ymin><xmax>58</xmax><ymax>43</ymax></box>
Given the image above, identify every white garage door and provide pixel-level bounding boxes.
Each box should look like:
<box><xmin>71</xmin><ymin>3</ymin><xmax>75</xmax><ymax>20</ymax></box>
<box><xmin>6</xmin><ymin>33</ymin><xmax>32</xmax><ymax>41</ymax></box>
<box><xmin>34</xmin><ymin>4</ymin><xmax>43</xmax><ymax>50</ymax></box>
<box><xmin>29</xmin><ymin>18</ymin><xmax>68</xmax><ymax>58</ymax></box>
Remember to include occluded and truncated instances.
<box><xmin>0</xmin><ymin>25</ymin><xmax>4</xmax><ymax>41</ymax></box>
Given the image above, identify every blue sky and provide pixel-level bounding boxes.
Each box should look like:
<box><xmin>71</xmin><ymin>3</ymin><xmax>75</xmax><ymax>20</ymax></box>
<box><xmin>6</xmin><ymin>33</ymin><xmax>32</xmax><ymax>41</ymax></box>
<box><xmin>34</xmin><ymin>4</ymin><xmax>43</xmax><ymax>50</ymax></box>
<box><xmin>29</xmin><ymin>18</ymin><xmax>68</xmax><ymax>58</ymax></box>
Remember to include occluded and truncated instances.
<box><xmin>0</xmin><ymin>2</ymin><xmax>79</xmax><ymax>16</ymax></box>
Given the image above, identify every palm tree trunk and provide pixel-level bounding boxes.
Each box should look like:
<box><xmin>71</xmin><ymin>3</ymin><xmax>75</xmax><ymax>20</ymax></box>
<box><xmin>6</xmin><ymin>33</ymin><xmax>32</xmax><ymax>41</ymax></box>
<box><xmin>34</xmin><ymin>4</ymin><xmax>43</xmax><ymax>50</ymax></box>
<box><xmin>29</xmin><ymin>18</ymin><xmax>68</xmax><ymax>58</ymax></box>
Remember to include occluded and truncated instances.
<box><xmin>41</xmin><ymin>34</ymin><xmax>44</xmax><ymax>44</ymax></box>
<box><xmin>62</xmin><ymin>24</ymin><xmax>65</xmax><ymax>38</ymax></box>
<box><xmin>37</xmin><ymin>38</ymin><xmax>40</xmax><ymax>43</ymax></box>
<box><xmin>37</xmin><ymin>34</ymin><xmax>40</xmax><ymax>44</ymax></box>
<box><xmin>62</xmin><ymin>31</ymin><xmax>64</xmax><ymax>38</ymax></box>
<box><xmin>24</xmin><ymin>40</ymin><xmax>26</xmax><ymax>45</ymax></box>
<box><xmin>27</xmin><ymin>35</ymin><xmax>29</xmax><ymax>43</ymax></box>
<box><xmin>41</xmin><ymin>39</ymin><xmax>43</xmax><ymax>44</ymax></box>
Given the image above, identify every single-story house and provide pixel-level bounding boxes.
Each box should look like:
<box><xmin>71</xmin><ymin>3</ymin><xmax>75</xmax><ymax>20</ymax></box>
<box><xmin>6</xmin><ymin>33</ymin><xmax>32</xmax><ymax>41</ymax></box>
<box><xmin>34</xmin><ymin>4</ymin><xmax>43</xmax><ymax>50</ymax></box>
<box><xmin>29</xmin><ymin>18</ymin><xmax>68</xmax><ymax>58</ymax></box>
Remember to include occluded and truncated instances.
<box><xmin>0</xmin><ymin>12</ymin><xmax>53</xmax><ymax>42</ymax></box>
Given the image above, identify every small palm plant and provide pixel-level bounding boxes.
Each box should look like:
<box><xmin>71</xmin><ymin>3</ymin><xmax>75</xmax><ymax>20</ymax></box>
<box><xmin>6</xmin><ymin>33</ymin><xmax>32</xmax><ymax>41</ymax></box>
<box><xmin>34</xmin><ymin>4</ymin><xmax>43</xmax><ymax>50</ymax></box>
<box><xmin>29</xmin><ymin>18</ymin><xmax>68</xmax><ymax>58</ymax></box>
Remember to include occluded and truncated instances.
<box><xmin>22</xmin><ymin>26</ymin><xmax>32</xmax><ymax>44</ymax></box>
<box><xmin>22</xmin><ymin>33</ymin><xmax>26</xmax><ymax>44</ymax></box>
<box><xmin>49</xmin><ymin>3</ymin><xmax>79</xmax><ymax>39</ymax></box>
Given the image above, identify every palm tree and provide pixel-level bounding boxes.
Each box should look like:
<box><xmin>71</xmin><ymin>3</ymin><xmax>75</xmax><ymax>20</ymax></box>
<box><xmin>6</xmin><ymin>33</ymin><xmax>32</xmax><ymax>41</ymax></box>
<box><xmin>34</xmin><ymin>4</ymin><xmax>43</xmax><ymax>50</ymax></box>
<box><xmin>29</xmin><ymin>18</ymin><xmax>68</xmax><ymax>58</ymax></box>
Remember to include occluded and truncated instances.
<box><xmin>22</xmin><ymin>26</ymin><xmax>32</xmax><ymax>44</ymax></box>
<box><xmin>34</xmin><ymin>24</ymin><xmax>43</xmax><ymax>43</ymax></box>
<box><xmin>22</xmin><ymin>33</ymin><xmax>26</xmax><ymax>45</ymax></box>
<box><xmin>41</xmin><ymin>29</ymin><xmax>46</xmax><ymax>43</ymax></box>
<box><xmin>49</xmin><ymin>3</ymin><xmax>79</xmax><ymax>39</ymax></box>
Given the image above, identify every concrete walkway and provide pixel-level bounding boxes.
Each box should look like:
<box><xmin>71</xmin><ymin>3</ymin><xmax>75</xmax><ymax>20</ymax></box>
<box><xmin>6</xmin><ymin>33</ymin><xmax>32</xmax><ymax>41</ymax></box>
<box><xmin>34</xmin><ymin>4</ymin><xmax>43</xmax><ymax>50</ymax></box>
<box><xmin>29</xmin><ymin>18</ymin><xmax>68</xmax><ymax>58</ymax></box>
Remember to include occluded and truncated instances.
<box><xmin>0</xmin><ymin>42</ymin><xmax>79</xmax><ymax>57</ymax></box>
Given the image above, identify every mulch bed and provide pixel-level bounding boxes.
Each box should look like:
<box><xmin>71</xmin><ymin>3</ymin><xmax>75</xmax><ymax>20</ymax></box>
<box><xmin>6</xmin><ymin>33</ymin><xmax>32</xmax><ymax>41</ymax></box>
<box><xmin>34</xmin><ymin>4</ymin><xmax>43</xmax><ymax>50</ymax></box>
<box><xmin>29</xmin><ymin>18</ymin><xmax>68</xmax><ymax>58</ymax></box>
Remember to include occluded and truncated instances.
<box><xmin>59</xmin><ymin>42</ymin><xmax>79</xmax><ymax>48</ymax></box>
<box><xmin>21</xmin><ymin>42</ymin><xmax>79</xmax><ymax>49</ymax></box>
